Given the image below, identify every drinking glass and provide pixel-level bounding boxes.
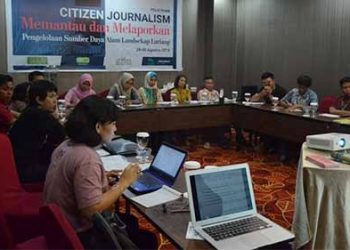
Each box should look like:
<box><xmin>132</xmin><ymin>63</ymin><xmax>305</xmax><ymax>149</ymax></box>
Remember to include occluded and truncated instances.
<box><xmin>170</xmin><ymin>93</ymin><xmax>178</xmax><ymax>105</ymax></box>
<box><xmin>244</xmin><ymin>92</ymin><xmax>251</xmax><ymax>103</ymax></box>
<box><xmin>310</xmin><ymin>102</ymin><xmax>318</xmax><ymax>117</ymax></box>
<box><xmin>201</xmin><ymin>92</ymin><xmax>209</xmax><ymax>103</ymax></box>
<box><xmin>190</xmin><ymin>87</ymin><xmax>197</xmax><ymax>93</ymax></box>
<box><xmin>232</xmin><ymin>91</ymin><xmax>238</xmax><ymax>103</ymax></box>
<box><xmin>136</xmin><ymin>132</ymin><xmax>150</xmax><ymax>163</ymax></box>
<box><xmin>271</xmin><ymin>97</ymin><xmax>279</xmax><ymax>111</ymax></box>
<box><xmin>119</xmin><ymin>96</ymin><xmax>126</xmax><ymax>107</ymax></box>
<box><xmin>303</xmin><ymin>105</ymin><xmax>311</xmax><ymax>117</ymax></box>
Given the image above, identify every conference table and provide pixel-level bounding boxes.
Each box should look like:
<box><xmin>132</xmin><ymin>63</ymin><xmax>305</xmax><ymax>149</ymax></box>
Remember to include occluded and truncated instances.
<box><xmin>117</xmin><ymin>101</ymin><xmax>350</xmax><ymax>249</ymax></box>
<box><xmin>123</xmin><ymin>171</ymin><xmax>211</xmax><ymax>249</ymax></box>
<box><xmin>116</xmin><ymin>102</ymin><xmax>349</xmax><ymax>143</ymax></box>
<box><xmin>123</xmin><ymin>170</ymin><xmax>293</xmax><ymax>250</ymax></box>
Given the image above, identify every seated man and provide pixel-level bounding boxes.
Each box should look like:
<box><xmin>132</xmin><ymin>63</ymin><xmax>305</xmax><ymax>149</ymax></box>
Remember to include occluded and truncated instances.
<box><xmin>251</xmin><ymin>72</ymin><xmax>287</xmax><ymax>104</ymax></box>
<box><xmin>28</xmin><ymin>71</ymin><xmax>45</xmax><ymax>82</ymax></box>
<box><xmin>280</xmin><ymin>75</ymin><xmax>318</xmax><ymax>110</ymax></box>
<box><xmin>197</xmin><ymin>76</ymin><xmax>219</xmax><ymax>102</ymax></box>
<box><xmin>0</xmin><ymin>74</ymin><xmax>18</xmax><ymax>133</ymax></box>
<box><xmin>329</xmin><ymin>76</ymin><xmax>350</xmax><ymax>117</ymax></box>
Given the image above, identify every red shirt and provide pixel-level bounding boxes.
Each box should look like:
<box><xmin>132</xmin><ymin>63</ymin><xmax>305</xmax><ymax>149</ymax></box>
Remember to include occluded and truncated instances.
<box><xmin>0</xmin><ymin>102</ymin><xmax>13</xmax><ymax>133</ymax></box>
<box><xmin>334</xmin><ymin>96</ymin><xmax>350</xmax><ymax>111</ymax></box>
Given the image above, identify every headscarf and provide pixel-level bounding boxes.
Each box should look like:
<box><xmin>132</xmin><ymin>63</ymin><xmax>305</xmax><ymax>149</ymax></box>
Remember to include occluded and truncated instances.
<box><xmin>72</xmin><ymin>73</ymin><xmax>95</xmax><ymax>100</ymax></box>
<box><xmin>115</xmin><ymin>73</ymin><xmax>134</xmax><ymax>99</ymax></box>
<box><xmin>144</xmin><ymin>72</ymin><xmax>158</xmax><ymax>89</ymax></box>
<box><xmin>142</xmin><ymin>72</ymin><xmax>160</xmax><ymax>104</ymax></box>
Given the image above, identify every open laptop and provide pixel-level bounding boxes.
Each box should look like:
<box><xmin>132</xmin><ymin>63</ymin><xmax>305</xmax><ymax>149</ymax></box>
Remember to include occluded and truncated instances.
<box><xmin>129</xmin><ymin>143</ymin><xmax>187</xmax><ymax>194</ymax></box>
<box><xmin>185</xmin><ymin>164</ymin><xmax>294</xmax><ymax>250</ymax></box>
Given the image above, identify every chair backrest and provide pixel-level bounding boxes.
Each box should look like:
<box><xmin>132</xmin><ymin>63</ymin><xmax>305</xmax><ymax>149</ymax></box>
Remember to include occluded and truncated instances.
<box><xmin>0</xmin><ymin>133</ymin><xmax>24</xmax><ymax>197</ymax></box>
<box><xmin>240</xmin><ymin>85</ymin><xmax>259</xmax><ymax>101</ymax></box>
<box><xmin>98</xmin><ymin>89</ymin><xmax>110</xmax><ymax>98</ymax></box>
<box><xmin>58</xmin><ymin>91</ymin><xmax>67</xmax><ymax>100</ymax></box>
<box><xmin>162</xmin><ymin>88</ymin><xmax>174</xmax><ymax>101</ymax></box>
<box><xmin>0</xmin><ymin>209</ymin><xmax>15</xmax><ymax>249</ymax></box>
<box><xmin>39</xmin><ymin>204</ymin><xmax>84</xmax><ymax>250</ymax></box>
<box><xmin>319</xmin><ymin>95</ymin><xmax>337</xmax><ymax>113</ymax></box>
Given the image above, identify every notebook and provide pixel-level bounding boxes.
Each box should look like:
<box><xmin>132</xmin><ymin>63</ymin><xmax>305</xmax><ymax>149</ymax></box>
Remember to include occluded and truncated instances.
<box><xmin>129</xmin><ymin>143</ymin><xmax>187</xmax><ymax>194</ymax></box>
<box><xmin>185</xmin><ymin>164</ymin><xmax>294</xmax><ymax>250</ymax></box>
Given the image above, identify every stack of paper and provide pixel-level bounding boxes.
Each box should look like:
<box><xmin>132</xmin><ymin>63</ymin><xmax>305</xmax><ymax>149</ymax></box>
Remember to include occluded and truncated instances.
<box><xmin>130</xmin><ymin>185</ymin><xmax>182</xmax><ymax>208</ymax></box>
<box><xmin>101</xmin><ymin>155</ymin><xmax>129</xmax><ymax>171</ymax></box>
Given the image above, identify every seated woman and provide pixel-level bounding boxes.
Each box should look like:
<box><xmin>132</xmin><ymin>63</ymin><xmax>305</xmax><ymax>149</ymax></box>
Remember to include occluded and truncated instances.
<box><xmin>65</xmin><ymin>73</ymin><xmax>96</xmax><ymax>107</ymax></box>
<box><xmin>139</xmin><ymin>72</ymin><xmax>163</xmax><ymax>104</ymax></box>
<box><xmin>10</xmin><ymin>81</ymin><xmax>31</xmax><ymax>113</ymax></box>
<box><xmin>0</xmin><ymin>74</ymin><xmax>17</xmax><ymax>133</ymax></box>
<box><xmin>108</xmin><ymin>72</ymin><xmax>141</xmax><ymax>104</ymax></box>
<box><xmin>280</xmin><ymin>75</ymin><xmax>318</xmax><ymax>110</ymax></box>
<box><xmin>171</xmin><ymin>74</ymin><xmax>191</xmax><ymax>104</ymax></box>
<box><xmin>9</xmin><ymin>80</ymin><xmax>65</xmax><ymax>183</ymax></box>
<box><xmin>330</xmin><ymin>76</ymin><xmax>350</xmax><ymax>117</ymax></box>
<box><xmin>44</xmin><ymin>95</ymin><xmax>157</xmax><ymax>249</ymax></box>
<box><xmin>197</xmin><ymin>76</ymin><xmax>219</xmax><ymax>102</ymax></box>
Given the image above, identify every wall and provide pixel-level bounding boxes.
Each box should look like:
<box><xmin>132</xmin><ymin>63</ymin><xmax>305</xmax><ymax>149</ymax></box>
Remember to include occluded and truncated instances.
<box><xmin>235</xmin><ymin>0</ymin><xmax>350</xmax><ymax>98</ymax></box>
<box><xmin>0</xmin><ymin>0</ymin><xmax>213</xmax><ymax>94</ymax></box>
<box><xmin>2</xmin><ymin>0</ymin><xmax>350</xmax><ymax>98</ymax></box>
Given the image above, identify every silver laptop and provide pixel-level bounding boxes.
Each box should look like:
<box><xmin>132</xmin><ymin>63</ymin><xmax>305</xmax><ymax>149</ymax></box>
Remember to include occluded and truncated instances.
<box><xmin>185</xmin><ymin>163</ymin><xmax>294</xmax><ymax>250</ymax></box>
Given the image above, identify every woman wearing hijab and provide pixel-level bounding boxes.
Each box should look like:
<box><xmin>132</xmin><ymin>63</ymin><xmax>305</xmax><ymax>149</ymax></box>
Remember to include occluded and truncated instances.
<box><xmin>65</xmin><ymin>73</ymin><xmax>96</xmax><ymax>107</ymax></box>
<box><xmin>108</xmin><ymin>72</ymin><xmax>141</xmax><ymax>104</ymax></box>
<box><xmin>138</xmin><ymin>72</ymin><xmax>163</xmax><ymax>104</ymax></box>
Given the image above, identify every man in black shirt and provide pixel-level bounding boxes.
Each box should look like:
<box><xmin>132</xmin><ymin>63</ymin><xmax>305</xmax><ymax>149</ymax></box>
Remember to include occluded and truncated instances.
<box><xmin>251</xmin><ymin>72</ymin><xmax>286</xmax><ymax>104</ymax></box>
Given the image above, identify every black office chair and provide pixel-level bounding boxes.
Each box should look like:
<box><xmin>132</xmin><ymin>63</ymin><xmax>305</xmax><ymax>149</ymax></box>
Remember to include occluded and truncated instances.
<box><xmin>92</xmin><ymin>212</ymin><xmax>137</xmax><ymax>249</ymax></box>
<box><xmin>240</xmin><ymin>85</ymin><xmax>259</xmax><ymax>102</ymax></box>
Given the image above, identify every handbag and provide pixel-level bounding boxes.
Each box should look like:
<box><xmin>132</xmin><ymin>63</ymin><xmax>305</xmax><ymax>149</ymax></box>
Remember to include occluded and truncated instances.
<box><xmin>92</xmin><ymin>211</ymin><xmax>138</xmax><ymax>250</ymax></box>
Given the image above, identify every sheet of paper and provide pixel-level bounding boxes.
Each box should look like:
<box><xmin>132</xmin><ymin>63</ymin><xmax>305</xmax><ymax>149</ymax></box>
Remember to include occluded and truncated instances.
<box><xmin>101</xmin><ymin>155</ymin><xmax>129</xmax><ymax>171</ymax></box>
<box><xmin>130</xmin><ymin>185</ymin><xmax>181</xmax><ymax>208</ymax></box>
<box><xmin>186</xmin><ymin>222</ymin><xmax>204</xmax><ymax>240</ymax></box>
<box><xmin>319</xmin><ymin>113</ymin><xmax>341</xmax><ymax>118</ymax></box>
<box><xmin>334</xmin><ymin>118</ymin><xmax>350</xmax><ymax>125</ymax></box>
<box><xmin>96</xmin><ymin>149</ymin><xmax>111</xmax><ymax>157</ymax></box>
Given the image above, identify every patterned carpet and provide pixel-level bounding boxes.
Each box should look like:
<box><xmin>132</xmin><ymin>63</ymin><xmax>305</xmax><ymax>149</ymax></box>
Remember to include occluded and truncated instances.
<box><xmin>121</xmin><ymin>139</ymin><xmax>299</xmax><ymax>249</ymax></box>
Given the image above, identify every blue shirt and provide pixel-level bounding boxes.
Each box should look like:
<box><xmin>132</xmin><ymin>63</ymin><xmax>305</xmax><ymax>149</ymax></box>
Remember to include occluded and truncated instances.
<box><xmin>281</xmin><ymin>88</ymin><xmax>318</xmax><ymax>105</ymax></box>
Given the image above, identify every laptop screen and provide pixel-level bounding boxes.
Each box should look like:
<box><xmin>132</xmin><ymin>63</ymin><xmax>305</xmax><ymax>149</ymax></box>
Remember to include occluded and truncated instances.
<box><xmin>190</xmin><ymin>168</ymin><xmax>253</xmax><ymax>221</ymax></box>
<box><xmin>151</xmin><ymin>144</ymin><xmax>187</xmax><ymax>178</ymax></box>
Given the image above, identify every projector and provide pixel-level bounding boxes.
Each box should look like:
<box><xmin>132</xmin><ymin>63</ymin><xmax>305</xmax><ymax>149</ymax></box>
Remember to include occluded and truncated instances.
<box><xmin>306</xmin><ymin>133</ymin><xmax>350</xmax><ymax>151</ymax></box>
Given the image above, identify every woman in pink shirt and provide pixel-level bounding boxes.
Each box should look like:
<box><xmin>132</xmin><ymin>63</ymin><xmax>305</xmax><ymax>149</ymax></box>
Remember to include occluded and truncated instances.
<box><xmin>44</xmin><ymin>95</ymin><xmax>156</xmax><ymax>249</ymax></box>
<box><xmin>64</xmin><ymin>73</ymin><xmax>96</xmax><ymax>107</ymax></box>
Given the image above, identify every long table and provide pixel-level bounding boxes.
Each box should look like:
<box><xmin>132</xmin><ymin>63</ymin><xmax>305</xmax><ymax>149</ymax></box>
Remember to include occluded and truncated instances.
<box><xmin>117</xmin><ymin>102</ymin><xmax>348</xmax><ymax>143</ymax></box>
<box><xmin>123</xmin><ymin>171</ymin><xmax>211</xmax><ymax>249</ymax></box>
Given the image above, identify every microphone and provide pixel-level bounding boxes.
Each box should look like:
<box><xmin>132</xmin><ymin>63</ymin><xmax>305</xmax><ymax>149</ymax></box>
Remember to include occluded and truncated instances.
<box><xmin>330</xmin><ymin>152</ymin><xmax>350</xmax><ymax>164</ymax></box>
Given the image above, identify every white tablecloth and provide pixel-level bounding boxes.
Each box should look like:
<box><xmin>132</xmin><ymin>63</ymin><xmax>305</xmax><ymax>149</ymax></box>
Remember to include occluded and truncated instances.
<box><xmin>293</xmin><ymin>143</ymin><xmax>350</xmax><ymax>249</ymax></box>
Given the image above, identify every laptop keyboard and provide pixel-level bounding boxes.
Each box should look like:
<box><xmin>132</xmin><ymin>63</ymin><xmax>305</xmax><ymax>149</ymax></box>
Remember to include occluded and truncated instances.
<box><xmin>137</xmin><ymin>174</ymin><xmax>160</xmax><ymax>187</ymax></box>
<box><xmin>203</xmin><ymin>217</ymin><xmax>271</xmax><ymax>241</ymax></box>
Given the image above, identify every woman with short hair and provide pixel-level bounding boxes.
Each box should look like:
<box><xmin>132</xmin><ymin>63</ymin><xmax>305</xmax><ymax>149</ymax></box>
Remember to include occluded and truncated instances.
<box><xmin>9</xmin><ymin>80</ymin><xmax>65</xmax><ymax>183</ymax></box>
<box><xmin>44</xmin><ymin>95</ymin><xmax>157</xmax><ymax>249</ymax></box>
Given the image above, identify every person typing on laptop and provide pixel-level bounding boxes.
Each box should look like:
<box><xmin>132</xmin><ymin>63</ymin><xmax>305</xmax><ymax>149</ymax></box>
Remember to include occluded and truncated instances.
<box><xmin>44</xmin><ymin>95</ymin><xmax>157</xmax><ymax>249</ymax></box>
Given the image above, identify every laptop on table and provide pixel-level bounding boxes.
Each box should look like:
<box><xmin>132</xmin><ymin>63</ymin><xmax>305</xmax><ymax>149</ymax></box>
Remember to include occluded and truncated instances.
<box><xmin>129</xmin><ymin>143</ymin><xmax>187</xmax><ymax>194</ymax></box>
<box><xmin>185</xmin><ymin>163</ymin><xmax>294</xmax><ymax>250</ymax></box>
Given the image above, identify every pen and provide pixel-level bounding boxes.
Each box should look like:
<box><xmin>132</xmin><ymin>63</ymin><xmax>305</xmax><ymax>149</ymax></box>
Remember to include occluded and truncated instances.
<box><xmin>169</xmin><ymin>209</ymin><xmax>190</xmax><ymax>213</ymax></box>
